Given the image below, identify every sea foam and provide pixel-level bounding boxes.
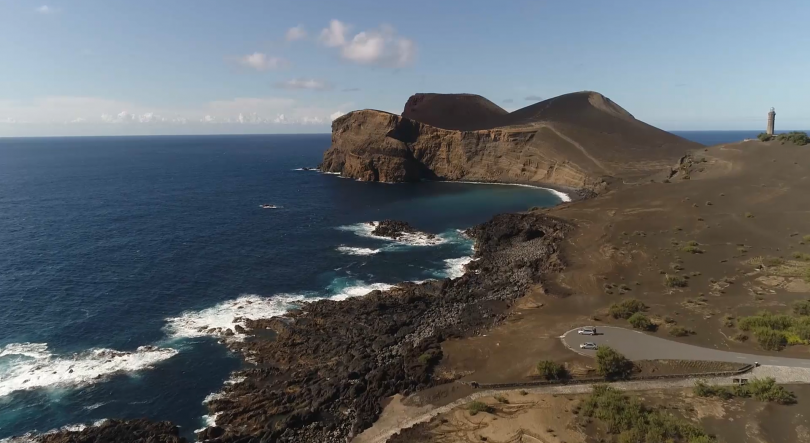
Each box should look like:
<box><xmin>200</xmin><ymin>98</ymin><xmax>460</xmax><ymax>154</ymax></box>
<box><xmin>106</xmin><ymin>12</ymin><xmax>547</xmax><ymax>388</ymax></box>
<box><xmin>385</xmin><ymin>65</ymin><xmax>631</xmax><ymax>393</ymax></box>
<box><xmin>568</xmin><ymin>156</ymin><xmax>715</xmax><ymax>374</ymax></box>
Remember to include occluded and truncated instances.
<box><xmin>0</xmin><ymin>343</ymin><xmax>178</xmax><ymax>398</ymax></box>
<box><xmin>337</xmin><ymin>222</ymin><xmax>447</xmax><ymax>246</ymax></box>
<box><xmin>442</xmin><ymin>256</ymin><xmax>475</xmax><ymax>279</ymax></box>
<box><xmin>165</xmin><ymin>281</ymin><xmax>398</xmax><ymax>341</ymax></box>
<box><xmin>164</xmin><ymin>294</ymin><xmax>308</xmax><ymax>341</ymax></box>
<box><xmin>336</xmin><ymin>246</ymin><xmax>380</xmax><ymax>256</ymax></box>
<box><xmin>447</xmin><ymin>180</ymin><xmax>572</xmax><ymax>202</ymax></box>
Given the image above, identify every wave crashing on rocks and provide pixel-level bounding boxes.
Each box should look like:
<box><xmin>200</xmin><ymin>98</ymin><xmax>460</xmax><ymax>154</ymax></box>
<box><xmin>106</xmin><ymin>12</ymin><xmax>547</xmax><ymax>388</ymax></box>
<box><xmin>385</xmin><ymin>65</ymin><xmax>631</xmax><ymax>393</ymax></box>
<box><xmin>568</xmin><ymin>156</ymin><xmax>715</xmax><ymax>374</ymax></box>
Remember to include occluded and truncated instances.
<box><xmin>0</xmin><ymin>343</ymin><xmax>178</xmax><ymax>398</ymax></box>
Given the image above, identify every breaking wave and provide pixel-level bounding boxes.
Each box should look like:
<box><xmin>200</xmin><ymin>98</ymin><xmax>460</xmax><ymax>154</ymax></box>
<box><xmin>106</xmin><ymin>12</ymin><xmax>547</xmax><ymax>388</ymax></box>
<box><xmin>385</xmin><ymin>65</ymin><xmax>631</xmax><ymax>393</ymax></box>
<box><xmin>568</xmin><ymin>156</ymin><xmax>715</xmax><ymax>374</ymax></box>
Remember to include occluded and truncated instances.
<box><xmin>164</xmin><ymin>294</ymin><xmax>309</xmax><ymax>341</ymax></box>
<box><xmin>337</xmin><ymin>222</ymin><xmax>448</xmax><ymax>246</ymax></box>
<box><xmin>164</xmin><ymin>279</ymin><xmax>397</xmax><ymax>341</ymax></box>
<box><xmin>336</xmin><ymin>246</ymin><xmax>380</xmax><ymax>256</ymax></box>
<box><xmin>0</xmin><ymin>343</ymin><xmax>178</xmax><ymax>398</ymax></box>
<box><xmin>441</xmin><ymin>256</ymin><xmax>475</xmax><ymax>279</ymax></box>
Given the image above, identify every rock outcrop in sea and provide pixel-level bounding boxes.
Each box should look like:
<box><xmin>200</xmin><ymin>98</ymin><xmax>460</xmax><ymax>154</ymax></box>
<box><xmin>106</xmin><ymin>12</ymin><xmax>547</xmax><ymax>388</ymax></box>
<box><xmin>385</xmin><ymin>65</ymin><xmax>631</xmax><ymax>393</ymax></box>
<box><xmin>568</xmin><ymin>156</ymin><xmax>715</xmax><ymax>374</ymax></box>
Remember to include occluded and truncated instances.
<box><xmin>320</xmin><ymin>91</ymin><xmax>701</xmax><ymax>193</ymax></box>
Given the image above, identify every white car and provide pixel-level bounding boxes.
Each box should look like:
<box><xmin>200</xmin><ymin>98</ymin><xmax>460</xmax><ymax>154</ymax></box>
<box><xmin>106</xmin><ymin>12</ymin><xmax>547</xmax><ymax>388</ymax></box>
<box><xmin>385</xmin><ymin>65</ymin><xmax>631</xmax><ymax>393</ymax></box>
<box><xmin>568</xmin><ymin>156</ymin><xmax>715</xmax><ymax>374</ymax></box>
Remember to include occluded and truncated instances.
<box><xmin>577</xmin><ymin>326</ymin><xmax>597</xmax><ymax>335</ymax></box>
<box><xmin>580</xmin><ymin>342</ymin><xmax>598</xmax><ymax>350</ymax></box>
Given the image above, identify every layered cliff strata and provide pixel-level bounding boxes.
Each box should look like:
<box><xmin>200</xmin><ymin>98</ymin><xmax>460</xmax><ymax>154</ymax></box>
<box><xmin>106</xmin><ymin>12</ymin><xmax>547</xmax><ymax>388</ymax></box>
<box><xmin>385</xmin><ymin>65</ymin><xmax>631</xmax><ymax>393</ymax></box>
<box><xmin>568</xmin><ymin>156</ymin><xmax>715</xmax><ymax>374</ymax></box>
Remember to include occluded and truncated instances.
<box><xmin>320</xmin><ymin>91</ymin><xmax>702</xmax><ymax>193</ymax></box>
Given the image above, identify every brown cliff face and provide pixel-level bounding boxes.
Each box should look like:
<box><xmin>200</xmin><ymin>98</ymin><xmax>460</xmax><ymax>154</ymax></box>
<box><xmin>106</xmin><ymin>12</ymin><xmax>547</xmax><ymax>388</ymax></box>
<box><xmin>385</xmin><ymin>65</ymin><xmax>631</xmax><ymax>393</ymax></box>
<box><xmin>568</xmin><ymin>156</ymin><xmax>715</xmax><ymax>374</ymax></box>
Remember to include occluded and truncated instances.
<box><xmin>320</xmin><ymin>91</ymin><xmax>702</xmax><ymax>192</ymax></box>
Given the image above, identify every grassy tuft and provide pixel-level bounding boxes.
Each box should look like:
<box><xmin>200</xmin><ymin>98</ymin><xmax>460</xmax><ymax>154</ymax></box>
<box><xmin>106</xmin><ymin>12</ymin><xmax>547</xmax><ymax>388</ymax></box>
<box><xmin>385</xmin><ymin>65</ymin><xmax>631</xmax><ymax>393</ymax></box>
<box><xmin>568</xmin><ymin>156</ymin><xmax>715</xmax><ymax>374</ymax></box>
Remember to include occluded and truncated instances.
<box><xmin>664</xmin><ymin>274</ymin><xmax>688</xmax><ymax>288</ymax></box>
<box><xmin>467</xmin><ymin>401</ymin><xmax>493</xmax><ymax>416</ymax></box>
<box><xmin>536</xmin><ymin>360</ymin><xmax>568</xmax><ymax>380</ymax></box>
<box><xmin>582</xmin><ymin>385</ymin><xmax>715</xmax><ymax>441</ymax></box>
<box><xmin>669</xmin><ymin>326</ymin><xmax>695</xmax><ymax>337</ymax></box>
<box><xmin>608</xmin><ymin>299</ymin><xmax>647</xmax><ymax>319</ymax></box>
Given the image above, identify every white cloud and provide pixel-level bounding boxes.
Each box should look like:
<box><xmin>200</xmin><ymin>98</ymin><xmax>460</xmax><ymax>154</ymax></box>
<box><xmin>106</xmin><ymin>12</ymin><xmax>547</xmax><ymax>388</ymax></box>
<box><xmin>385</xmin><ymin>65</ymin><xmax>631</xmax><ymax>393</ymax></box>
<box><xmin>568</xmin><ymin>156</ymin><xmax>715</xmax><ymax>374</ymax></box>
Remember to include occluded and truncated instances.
<box><xmin>276</xmin><ymin>78</ymin><xmax>331</xmax><ymax>91</ymax></box>
<box><xmin>320</xmin><ymin>20</ymin><xmax>416</xmax><ymax>68</ymax></box>
<box><xmin>319</xmin><ymin>19</ymin><xmax>349</xmax><ymax>47</ymax></box>
<box><xmin>285</xmin><ymin>25</ymin><xmax>308</xmax><ymax>42</ymax></box>
<box><xmin>236</xmin><ymin>53</ymin><xmax>289</xmax><ymax>71</ymax></box>
<box><xmin>0</xmin><ymin>96</ymin><xmax>345</xmax><ymax>136</ymax></box>
<box><xmin>330</xmin><ymin>111</ymin><xmax>345</xmax><ymax>121</ymax></box>
<box><xmin>36</xmin><ymin>5</ymin><xmax>56</xmax><ymax>14</ymax></box>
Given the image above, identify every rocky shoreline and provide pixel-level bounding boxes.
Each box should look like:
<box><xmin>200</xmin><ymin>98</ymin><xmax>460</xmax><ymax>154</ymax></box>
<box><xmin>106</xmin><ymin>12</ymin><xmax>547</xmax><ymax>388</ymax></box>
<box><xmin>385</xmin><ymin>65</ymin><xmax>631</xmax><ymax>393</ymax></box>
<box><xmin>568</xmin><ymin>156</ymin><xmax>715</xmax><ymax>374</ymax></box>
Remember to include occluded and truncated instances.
<box><xmin>189</xmin><ymin>213</ymin><xmax>570</xmax><ymax>442</ymax></box>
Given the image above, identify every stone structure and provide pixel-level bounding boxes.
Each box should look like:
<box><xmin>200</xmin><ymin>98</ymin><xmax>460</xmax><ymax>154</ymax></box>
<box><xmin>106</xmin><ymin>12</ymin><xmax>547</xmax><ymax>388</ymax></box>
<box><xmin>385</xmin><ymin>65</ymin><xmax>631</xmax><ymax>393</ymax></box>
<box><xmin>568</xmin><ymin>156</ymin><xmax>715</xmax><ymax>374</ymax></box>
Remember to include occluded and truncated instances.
<box><xmin>767</xmin><ymin>107</ymin><xmax>776</xmax><ymax>135</ymax></box>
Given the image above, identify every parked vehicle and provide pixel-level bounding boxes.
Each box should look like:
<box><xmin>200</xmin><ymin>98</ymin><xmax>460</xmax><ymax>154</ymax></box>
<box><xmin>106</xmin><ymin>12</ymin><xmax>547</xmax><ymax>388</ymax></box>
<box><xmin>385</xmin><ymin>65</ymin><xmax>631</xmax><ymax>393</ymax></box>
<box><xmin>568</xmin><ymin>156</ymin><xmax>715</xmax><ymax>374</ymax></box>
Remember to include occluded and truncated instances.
<box><xmin>577</xmin><ymin>326</ymin><xmax>597</xmax><ymax>335</ymax></box>
<box><xmin>580</xmin><ymin>342</ymin><xmax>598</xmax><ymax>350</ymax></box>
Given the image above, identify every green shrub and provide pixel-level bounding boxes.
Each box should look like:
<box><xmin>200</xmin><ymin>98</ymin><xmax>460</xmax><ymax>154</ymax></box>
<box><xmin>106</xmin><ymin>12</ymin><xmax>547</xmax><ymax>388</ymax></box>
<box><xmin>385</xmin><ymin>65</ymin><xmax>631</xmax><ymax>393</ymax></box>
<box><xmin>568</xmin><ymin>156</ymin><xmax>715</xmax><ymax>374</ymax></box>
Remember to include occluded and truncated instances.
<box><xmin>494</xmin><ymin>395</ymin><xmax>509</xmax><ymax>404</ymax></box>
<box><xmin>687</xmin><ymin>240</ymin><xmax>700</xmax><ymax>246</ymax></box>
<box><xmin>745</xmin><ymin>212</ymin><xmax>754</xmax><ymax>219</ymax></box>
<box><xmin>696</xmin><ymin>378</ymin><xmax>795</xmax><ymax>404</ymax></box>
<box><xmin>738</xmin><ymin>312</ymin><xmax>794</xmax><ymax>331</ymax></box>
<box><xmin>775</xmin><ymin>131</ymin><xmax>809</xmax><ymax>146</ymax></box>
<box><xmin>753</xmin><ymin>328</ymin><xmax>788</xmax><ymax>351</ymax></box>
<box><xmin>747</xmin><ymin>377</ymin><xmax>796</xmax><ymax>404</ymax></box>
<box><xmin>582</xmin><ymin>385</ymin><xmax>714</xmax><ymax>441</ymax></box>
<box><xmin>664</xmin><ymin>274</ymin><xmax>688</xmax><ymax>288</ymax></box>
<box><xmin>467</xmin><ymin>401</ymin><xmax>493</xmax><ymax>415</ymax></box>
<box><xmin>793</xmin><ymin>300</ymin><xmax>810</xmax><ymax>316</ymax></box>
<box><xmin>536</xmin><ymin>360</ymin><xmax>568</xmax><ymax>380</ymax></box>
<box><xmin>764</xmin><ymin>257</ymin><xmax>785</xmax><ymax>267</ymax></box>
<box><xmin>758</xmin><ymin>132</ymin><xmax>773</xmax><ymax>141</ymax></box>
<box><xmin>669</xmin><ymin>326</ymin><xmax>694</xmax><ymax>337</ymax></box>
<box><xmin>608</xmin><ymin>298</ymin><xmax>647</xmax><ymax>319</ymax></box>
<box><xmin>682</xmin><ymin>245</ymin><xmax>704</xmax><ymax>254</ymax></box>
<box><xmin>803</xmin><ymin>234</ymin><xmax>810</xmax><ymax>243</ymax></box>
<box><xmin>596</xmin><ymin>346</ymin><xmax>633</xmax><ymax>380</ymax></box>
<box><xmin>628</xmin><ymin>312</ymin><xmax>654</xmax><ymax>330</ymax></box>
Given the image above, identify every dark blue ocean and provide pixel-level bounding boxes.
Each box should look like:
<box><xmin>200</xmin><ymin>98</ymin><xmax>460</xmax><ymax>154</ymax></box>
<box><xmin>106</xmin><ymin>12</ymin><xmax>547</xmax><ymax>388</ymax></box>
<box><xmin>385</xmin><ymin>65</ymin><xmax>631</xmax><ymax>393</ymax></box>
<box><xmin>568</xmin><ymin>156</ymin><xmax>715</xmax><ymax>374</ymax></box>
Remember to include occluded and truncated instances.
<box><xmin>0</xmin><ymin>130</ymin><xmax>773</xmax><ymax>439</ymax></box>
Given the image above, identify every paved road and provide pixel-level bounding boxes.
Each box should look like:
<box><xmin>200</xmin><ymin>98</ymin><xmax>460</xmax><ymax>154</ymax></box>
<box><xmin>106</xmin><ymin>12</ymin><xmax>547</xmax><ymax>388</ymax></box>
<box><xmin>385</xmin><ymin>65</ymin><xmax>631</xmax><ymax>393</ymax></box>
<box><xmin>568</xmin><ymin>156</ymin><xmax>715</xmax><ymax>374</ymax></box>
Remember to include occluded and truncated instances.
<box><xmin>562</xmin><ymin>326</ymin><xmax>810</xmax><ymax>368</ymax></box>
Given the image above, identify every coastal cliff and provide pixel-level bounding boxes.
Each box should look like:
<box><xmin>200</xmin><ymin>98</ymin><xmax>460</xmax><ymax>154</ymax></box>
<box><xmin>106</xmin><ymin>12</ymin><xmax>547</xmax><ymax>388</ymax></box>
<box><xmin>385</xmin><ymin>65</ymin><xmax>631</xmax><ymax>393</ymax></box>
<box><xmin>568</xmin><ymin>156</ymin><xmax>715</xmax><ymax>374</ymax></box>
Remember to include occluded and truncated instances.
<box><xmin>320</xmin><ymin>91</ymin><xmax>702</xmax><ymax>193</ymax></box>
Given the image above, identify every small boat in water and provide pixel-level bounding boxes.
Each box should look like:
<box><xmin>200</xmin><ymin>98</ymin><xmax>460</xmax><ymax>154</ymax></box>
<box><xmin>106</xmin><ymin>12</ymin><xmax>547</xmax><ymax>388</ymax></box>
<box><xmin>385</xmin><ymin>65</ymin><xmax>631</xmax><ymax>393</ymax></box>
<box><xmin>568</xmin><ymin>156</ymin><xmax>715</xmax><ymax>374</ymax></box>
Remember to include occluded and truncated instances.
<box><xmin>260</xmin><ymin>204</ymin><xmax>281</xmax><ymax>209</ymax></box>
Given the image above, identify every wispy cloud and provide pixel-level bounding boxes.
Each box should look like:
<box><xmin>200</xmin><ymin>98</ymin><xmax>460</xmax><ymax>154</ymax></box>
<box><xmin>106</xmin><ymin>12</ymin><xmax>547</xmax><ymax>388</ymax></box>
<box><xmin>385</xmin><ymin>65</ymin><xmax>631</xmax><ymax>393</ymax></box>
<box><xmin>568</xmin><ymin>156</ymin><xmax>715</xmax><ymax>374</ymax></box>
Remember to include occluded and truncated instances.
<box><xmin>285</xmin><ymin>25</ymin><xmax>308</xmax><ymax>42</ymax></box>
<box><xmin>342</xmin><ymin>88</ymin><xmax>360</xmax><ymax>92</ymax></box>
<box><xmin>36</xmin><ymin>5</ymin><xmax>57</xmax><ymax>14</ymax></box>
<box><xmin>319</xmin><ymin>19</ymin><xmax>349</xmax><ymax>47</ymax></box>
<box><xmin>525</xmin><ymin>95</ymin><xmax>543</xmax><ymax>101</ymax></box>
<box><xmin>275</xmin><ymin>78</ymin><xmax>332</xmax><ymax>91</ymax></box>
<box><xmin>320</xmin><ymin>20</ymin><xmax>416</xmax><ymax>68</ymax></box>
<box><xmin>235</xmin><ymin>53</ymin><xmax>289</xmax><ymax>71</ymax></box>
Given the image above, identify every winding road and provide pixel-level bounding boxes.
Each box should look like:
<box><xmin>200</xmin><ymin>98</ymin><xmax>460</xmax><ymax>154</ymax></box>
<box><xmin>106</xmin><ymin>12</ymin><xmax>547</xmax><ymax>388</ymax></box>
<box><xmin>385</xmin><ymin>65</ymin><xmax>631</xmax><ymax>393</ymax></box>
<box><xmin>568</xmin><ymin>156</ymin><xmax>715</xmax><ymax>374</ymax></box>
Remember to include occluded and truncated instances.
<box><xmin>561</xmin><ymin>326</ymin><xmax>810</xmax><ymax>368</ymax></box>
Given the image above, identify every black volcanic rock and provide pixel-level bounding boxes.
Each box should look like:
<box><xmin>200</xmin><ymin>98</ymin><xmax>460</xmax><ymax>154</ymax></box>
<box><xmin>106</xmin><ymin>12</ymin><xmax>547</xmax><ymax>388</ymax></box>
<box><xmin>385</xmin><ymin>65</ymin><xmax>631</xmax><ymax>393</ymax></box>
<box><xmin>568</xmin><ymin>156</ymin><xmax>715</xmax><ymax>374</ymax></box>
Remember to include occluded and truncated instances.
<box><xmin>370</xmin><ymin>220</ymin><xmax>434</xmax><ymax>240</ymax></box>
<box><xmin>193</xmin><ymin>212</ymin><xmax>571</xmax><ymax>443</ymax></box>
<box><xmin>37</xmin><ymin>419</ymin><xmax>186</xmax><ymax>443</ymax></box>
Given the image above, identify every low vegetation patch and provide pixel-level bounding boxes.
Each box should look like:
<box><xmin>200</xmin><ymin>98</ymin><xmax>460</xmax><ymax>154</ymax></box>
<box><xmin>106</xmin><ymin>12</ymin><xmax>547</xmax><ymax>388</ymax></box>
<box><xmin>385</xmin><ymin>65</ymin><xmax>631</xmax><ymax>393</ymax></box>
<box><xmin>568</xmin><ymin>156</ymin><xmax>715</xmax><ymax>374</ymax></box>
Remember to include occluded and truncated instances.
<box><xmin>628</xmin><ymin>312</ymin><xmax>655</xmax><ymax>331</ymax></box>
<box><xmin>693</xmin><ymin>378</ymin><xmax>796</xmax><ymax>404</ymax></box>
<box><xmin>596</xmin><ymin>346</ymin><xmax>634</xmax><ymax>380</ymax></box>
<box><xmin>736</xmin><ymin>304</ymin><xmax>810</xmax><ymax>349</ymax></box>
<box><xmin>467</xmin><ymin>401</ymin><xmax>493</xmax><ymax>416</ymax></box>
<box><xmin>608</xmin><ymin>298</ymin><xmax>647</xmax><ymax>319</ymax></box>
<box><xmin>536</xmin><ymin>360</ymin><xmax>568</xmax><ymax>380</ymax></box>
<box><xmin>682</xmin><ymin>245</ymin><xmax>704</xmax><ymax>254</ymax></box>
<box><xmin>582</xmin><ymin>384</ymin><xmax>715</xmax><ymax>442</ymax></box>
<box><xmin>776</xmin><ymin>131</ymin><xmax>809</xmax><ymax>146</ymax></box>
<box><xmin>665</xmin><ymin>274</ymin><xmax>688</xmax><ymax>288</ymax></box>
<box><xmin>669</xmin><ymin>326</ymin><xmax>695</xmax><ymax>337</ymax></box>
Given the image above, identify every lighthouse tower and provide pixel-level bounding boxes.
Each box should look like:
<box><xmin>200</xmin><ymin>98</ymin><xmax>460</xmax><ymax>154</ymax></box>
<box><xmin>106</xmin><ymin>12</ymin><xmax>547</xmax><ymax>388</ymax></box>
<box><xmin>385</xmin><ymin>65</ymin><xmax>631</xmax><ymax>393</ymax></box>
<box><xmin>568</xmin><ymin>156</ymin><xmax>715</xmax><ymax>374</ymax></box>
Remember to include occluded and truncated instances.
<box><xmin>767</xmin><ymin>108</ymin><xmax>776</xmax><ymax>136</ymax></box>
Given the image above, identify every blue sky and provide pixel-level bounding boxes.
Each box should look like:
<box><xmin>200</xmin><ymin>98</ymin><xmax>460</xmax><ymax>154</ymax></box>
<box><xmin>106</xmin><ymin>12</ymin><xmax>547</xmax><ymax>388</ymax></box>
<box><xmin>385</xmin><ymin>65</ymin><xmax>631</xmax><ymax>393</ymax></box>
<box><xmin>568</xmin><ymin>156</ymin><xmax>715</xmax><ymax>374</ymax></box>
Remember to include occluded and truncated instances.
<box><xmin>1</xmin><ymin>0</ymin><xmax>808</xmax><ymax>136</ymax></box>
